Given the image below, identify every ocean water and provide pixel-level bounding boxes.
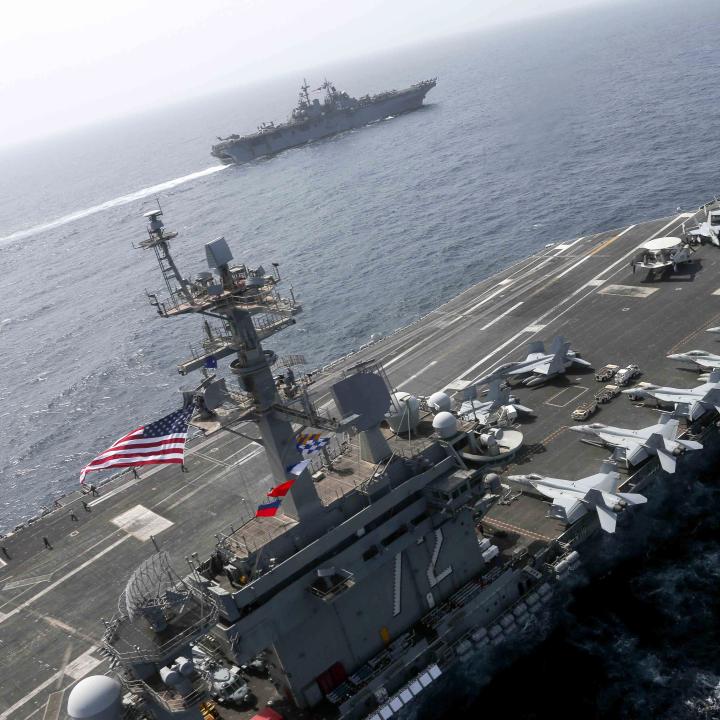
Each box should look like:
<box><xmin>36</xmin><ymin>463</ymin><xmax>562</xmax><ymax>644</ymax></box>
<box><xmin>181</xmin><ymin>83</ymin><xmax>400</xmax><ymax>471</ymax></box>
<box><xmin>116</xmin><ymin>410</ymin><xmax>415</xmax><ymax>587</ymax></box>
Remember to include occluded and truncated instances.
<box><xmin>1</xmin><ymin>0</ymin><xmax>719</xmax><ymax>715</ymax></box>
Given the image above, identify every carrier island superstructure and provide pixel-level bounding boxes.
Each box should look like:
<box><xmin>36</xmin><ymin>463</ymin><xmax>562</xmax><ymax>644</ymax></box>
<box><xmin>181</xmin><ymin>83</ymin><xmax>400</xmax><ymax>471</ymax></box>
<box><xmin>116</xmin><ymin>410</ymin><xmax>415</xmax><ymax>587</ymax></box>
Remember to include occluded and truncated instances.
<box><xmin>211</xmin><ymin>79</ymin><xmax>436</xmax><ymax>164</ymax></box>
<box><xmin>1</xmin><ymin>200</ymin><xmax>720</xmax><ymax>720</ymax></box>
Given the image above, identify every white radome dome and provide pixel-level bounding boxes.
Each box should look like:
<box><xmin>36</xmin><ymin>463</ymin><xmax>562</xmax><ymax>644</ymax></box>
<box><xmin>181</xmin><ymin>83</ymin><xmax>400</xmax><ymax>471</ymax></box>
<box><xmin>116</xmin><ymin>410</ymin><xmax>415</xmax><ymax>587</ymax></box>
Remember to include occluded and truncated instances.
<box><xmin>432</xmin><ymin>411</ymin><xmax>458</xmax><ymax>439</ymax></box>
<box><xmin>428</xmin><ymin>391</ymin><xmax>451</xmax><ymax>412</ymax></box>
<box><xmin>67</xmin><ymin>676</ymin><xmax>122</xmax><ymax>720</ymax></box>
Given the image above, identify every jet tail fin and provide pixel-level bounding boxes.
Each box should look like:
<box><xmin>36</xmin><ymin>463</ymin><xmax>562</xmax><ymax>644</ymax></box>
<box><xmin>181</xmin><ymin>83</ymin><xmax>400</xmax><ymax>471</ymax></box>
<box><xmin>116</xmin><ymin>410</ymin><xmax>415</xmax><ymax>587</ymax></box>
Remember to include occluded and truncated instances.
<box><xmin>657</xmin><ymin>415</ymin><xmax>680</xmax><ymax>437</ymax></box>
<box><xmin>546</xmin><ymin>351</ymin><xmax>567</xmax><ymax>376</ymax></box>
<box><xmin>549</xmin><ymin>335</ymin><xmax>566</xmax><ymax>354</ymax></box>
<box><xmin>525</xmin><ymin>340</ymin><xmax>545</xmax><ymax>358</ymax></box>
<box><xmin>702</xmin><ymin>388</ymin><xmax>720</xmax><ymax>409</ymax></box>
<box><xmin>486</xmin><ymin>380</ymin><xmax>508</xmax><ymax>408</ymax></box>
<box><xmin>585</xmin><ymin>488</ymin><xmax>618</xmax><ymax>533</ymax></box>
<box><xmin>708</xmin><ymin>370</ymin><xmax>720</xmax><ymax>383</ymax></box>
<box><xmin>656</xmin><ymin>448</ymin><xmax>677</xmax><ymax>474</ymax></box>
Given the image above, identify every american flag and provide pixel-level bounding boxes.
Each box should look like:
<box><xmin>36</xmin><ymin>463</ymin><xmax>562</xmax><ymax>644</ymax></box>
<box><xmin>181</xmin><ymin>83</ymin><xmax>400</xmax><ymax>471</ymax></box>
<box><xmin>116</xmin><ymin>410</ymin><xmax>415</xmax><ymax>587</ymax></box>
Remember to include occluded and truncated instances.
<box><xmin>79</xmin><ymin>405</ymin><xmax>194</xmax><ymax>484</ymax></box>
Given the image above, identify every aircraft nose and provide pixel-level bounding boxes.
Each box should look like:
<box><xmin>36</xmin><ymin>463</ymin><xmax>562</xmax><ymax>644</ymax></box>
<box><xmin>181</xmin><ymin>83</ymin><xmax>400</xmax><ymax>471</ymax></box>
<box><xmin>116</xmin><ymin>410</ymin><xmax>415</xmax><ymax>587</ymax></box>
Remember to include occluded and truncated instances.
<box><xmin>666</xmin><ymin>354</ymin><xmax>682</xmax><ymax>360</ymax></box>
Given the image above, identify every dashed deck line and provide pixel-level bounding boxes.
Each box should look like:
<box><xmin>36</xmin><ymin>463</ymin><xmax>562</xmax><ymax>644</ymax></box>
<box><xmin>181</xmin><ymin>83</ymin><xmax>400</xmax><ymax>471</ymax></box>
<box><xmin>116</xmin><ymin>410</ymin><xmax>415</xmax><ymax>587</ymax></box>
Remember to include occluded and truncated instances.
<box><xmin>483</xmin><ymin>517</ymin><xmax>554</xmax><ymax>543</ymax></box>
<box><xmin>668</xmin><ymin>311</ymin><xmax>720</xmax><ymax>354</ymax></box>
<box><xmin>541</xmin><ymin>426</ymin><xmax>568</xmax><ymax>445</ymax></box>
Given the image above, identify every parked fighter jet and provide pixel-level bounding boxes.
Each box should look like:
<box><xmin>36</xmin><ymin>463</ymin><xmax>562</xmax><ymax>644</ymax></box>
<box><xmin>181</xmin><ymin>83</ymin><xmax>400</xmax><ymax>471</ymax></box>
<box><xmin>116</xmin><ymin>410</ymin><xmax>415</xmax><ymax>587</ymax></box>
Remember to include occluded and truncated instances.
<box><xmin>666</xmin><ymin>349</ymin><xmax>720</xmax><ymax>372</ymax></box>
<box><xmin>632</xmin><ymin>237</ymin><xmax>694</xmax><ymax>278</ymax></box>
<box><xmin>623</xmin><ymin>371</ymin><xmax>720</xmax><ymax>420</ymax></box>
<box><xmin>509</xmin><ymin>462</ymin><xmax>646</xmax><ymax>533</ymax></box>
<box><xmin>479</xmin><ymin>336</ymin><xmax>592</xmax><ymax>387</ymax></box>
<box><xmin>458</xmin><ymin>380</ymin><xmax>534</xmax><ymax>424</ymax></box>
<box><xmin>685</xmin><ymin>206</ymin><xmax>720</xmax><ymax>247</ymax></box>
<box><xmin>570</xmin><ymin>415</ymin><xmax>703</xmax><ymax>473</ymax></box>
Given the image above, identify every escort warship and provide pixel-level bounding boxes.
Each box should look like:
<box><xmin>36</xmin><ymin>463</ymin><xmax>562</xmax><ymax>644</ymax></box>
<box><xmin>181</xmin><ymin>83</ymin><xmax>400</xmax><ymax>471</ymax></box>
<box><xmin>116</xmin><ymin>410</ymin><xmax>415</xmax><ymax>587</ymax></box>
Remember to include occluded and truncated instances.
<box><xmin>210</xmin><ymin>79</ymin><xmax>437</xmax><ymax>164</ymax></box>
<box><xmin>2</xmin><ymin>199</ymin><xmax>720</xmax><ymax>720</ymax></box>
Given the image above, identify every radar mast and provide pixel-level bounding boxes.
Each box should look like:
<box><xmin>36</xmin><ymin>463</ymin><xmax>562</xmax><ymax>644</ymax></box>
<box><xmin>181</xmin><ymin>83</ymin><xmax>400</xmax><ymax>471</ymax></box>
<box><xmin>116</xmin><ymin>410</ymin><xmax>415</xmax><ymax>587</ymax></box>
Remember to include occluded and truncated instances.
<box><xmin>138</xmin><ymin>209</ymin><xmax>323</xmax><ymax>527</ymax></box>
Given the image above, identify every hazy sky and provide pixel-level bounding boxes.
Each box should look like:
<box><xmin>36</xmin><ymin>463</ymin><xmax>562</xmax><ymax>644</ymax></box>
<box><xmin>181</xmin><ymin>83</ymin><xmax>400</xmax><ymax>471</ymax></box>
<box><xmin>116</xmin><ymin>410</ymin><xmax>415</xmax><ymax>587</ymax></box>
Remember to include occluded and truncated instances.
<box><xmin>1</xmin><ymin>0</ymin><xmax>608</xmax><ymax>148</ymax></box>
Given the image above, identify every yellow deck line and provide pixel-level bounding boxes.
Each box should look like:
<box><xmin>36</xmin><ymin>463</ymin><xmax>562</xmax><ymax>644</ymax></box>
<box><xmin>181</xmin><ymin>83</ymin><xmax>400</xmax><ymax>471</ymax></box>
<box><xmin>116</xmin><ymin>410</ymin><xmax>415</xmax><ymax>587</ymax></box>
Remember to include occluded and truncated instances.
<box><xmin>483</xmin><ymin>517</ymin><xmax>554</xmax><ymax>543</ymax></box>
<box><xmin>589</xmin><ymin>233</ymin><xmax>621</xmax><ymax>256</ymax></box>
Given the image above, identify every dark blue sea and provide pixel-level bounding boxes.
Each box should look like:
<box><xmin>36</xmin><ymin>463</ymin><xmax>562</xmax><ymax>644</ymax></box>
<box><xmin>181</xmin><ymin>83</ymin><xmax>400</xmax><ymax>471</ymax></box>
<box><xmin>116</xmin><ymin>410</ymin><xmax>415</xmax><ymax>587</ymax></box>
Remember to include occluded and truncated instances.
<box><xmin>1</xmin><ymin>0</ymin><xmax>719</xmax><ymax>715</ymax></box>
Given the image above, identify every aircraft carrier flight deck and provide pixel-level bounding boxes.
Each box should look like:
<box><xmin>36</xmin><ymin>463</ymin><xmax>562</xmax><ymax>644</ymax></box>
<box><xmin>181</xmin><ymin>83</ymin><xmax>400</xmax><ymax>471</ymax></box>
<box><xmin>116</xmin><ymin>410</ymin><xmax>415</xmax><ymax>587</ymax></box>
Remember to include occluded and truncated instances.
<box><xmin>1</xmin><ymin>202</ymin><xmax>719</xmax><ymax>719</ymax></box>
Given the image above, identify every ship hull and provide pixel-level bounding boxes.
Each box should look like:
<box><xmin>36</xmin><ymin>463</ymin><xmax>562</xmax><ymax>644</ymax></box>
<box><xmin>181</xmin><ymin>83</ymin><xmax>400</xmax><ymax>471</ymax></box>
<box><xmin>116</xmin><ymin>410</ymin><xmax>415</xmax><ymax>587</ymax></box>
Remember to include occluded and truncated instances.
<box><xmin>211</xmin><ymin>85</ymin><xmax>433</xmax><ymax>164</ymax></box>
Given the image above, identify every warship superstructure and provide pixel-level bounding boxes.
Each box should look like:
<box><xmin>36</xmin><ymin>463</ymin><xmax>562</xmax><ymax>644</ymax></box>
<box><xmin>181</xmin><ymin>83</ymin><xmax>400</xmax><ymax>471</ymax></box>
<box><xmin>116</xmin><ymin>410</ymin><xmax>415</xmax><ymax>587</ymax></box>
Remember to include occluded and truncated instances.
<box><xmin>211</xmin><ymin>79</ymin><xmax>436</xmax><ymax>164</ymax></box>
<box><xmin>2</xmin><ymin>199</ymin><xmax>720</xmax><ymax>720</ymax></box>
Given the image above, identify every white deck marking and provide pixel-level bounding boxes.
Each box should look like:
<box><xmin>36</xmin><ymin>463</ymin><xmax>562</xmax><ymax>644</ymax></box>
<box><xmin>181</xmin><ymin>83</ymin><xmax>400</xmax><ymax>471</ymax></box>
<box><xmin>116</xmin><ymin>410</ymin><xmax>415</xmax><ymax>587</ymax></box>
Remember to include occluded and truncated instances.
<box><xmin>480</xmin><ymin>302</ymin><xmax>523</xmax><ymax>330</ymax></box>
<box><xmin>0</xmin><ymin>648</ymin><xmax>99</xmax><ymax>719</ymax></box>
<box><xmin>64</xmin><ymin>646</ymin><xmax>101</xmax><ymax>680</ymax></box>
<box><xmin>545</xmin><ymin>386</ymin><xmax>588</xmax><ymax>407</ymax></box>
<box><xmin>397</xmin><ymin>361</ymin><xmax>438</xmax><ymax>390</ymax></box>
<box><xmin>460</xmin><ymin>215</ymin><xmax>685</xmax><ymax>382</ymax></box>
<box><xmin>598</xmin><ymin>285</ymin><xmax>658</xmax><ymax>298</ymax></box>
<box><xmin>41</xmin><ymin>691</ymin><xmax>64</xmax><ymax>720</ymax></box>
<box><xmin>0</xmin><ymin>535</ymin><xmax>130</xmax><ymax>625</ymax></box>
<box><xmin>383</xmin><ymin>338</ymin><xmax>432</xmax><ymax>369</ymax></box>
<box><xmin>524</xmin><ymin>324</ymin><xmax>547</xmax><ymax>333</ymax></box>
<box><xmin>457</xmin><ymin>329</ymin><xmax>531</xmax><ymax>381</ymax></box>
<box><xmin>585</xmin><ymin>279</ymin><xmax>605</xmax><ymax>287</ymax></box>
<box><xmin>112</xmin><ymin>505</ymin><xmax>173</xmax><ymax>541</ymax></box>
<box><xmin>166</xmin><ymin>463</ymin><xmax>266</xmax><ymax>512</ymax></box>
<box><xmin>554</xmin><ymin>255</ymin><xmax>590</xmax><ymax>279</ymax></box>
<box><xmin>461</xmin><ymin>286</ymin><xmax>510</xmax><ymax>316</ymax></box>
<box><xmin>0</xmin><ymin>672</ymin><xmax>64</xmax><ymax>720</ymax></box>
<box><xmin>3</xmin><ymin>574</ymin><xmax>53</xmax><ymax>591</ymax></box>
<box><xmin>553</xmin><ymin>237</ymin><xmax>585</xmax><ymax>253</ymax></box>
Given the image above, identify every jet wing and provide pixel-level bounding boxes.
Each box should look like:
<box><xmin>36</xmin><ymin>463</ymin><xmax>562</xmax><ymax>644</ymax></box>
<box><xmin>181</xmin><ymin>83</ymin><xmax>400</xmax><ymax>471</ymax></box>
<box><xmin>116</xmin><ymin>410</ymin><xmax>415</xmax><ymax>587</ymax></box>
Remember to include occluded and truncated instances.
<box><xmin>532</xmin><ymin>482</ymin><xmax>561</xmax><ymax>500</ymax></box>
<box><xmin>574</xmin><ymin>470</ymin><xmax>619</xmax><ymax>493</ymax></box>
<box><xmin>653</xmin><ymin>390</ymin><xmax>693</xmax><ymax>405</ymax></box>
<box><xmin>616</xmin><ymin>492</ymin><xmax>647</xmax><ymax>506</ymax></box>
<box><xmin>529</xmin><ymin>360</ymin><xmax>552</xmax><ymax>376</ymax></box>
<box><xmin>548</xmin><ymin>492</ymin><xmax>587</xmax><ymax>525</ymax></box>
<box><xmin>507</xmin><ymin>361</ymin><xmax>542</xmax><ymax>376</ymax></box>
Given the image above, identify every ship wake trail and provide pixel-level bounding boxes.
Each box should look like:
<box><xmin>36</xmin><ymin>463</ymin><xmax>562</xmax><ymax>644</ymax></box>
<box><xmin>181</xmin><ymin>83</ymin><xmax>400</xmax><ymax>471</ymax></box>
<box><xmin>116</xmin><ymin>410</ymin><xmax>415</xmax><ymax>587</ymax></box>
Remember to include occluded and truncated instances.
<box><xmin>0</xmin><ymin>164</ymin><xmax>229</xmax><ymax>247</ymax></box>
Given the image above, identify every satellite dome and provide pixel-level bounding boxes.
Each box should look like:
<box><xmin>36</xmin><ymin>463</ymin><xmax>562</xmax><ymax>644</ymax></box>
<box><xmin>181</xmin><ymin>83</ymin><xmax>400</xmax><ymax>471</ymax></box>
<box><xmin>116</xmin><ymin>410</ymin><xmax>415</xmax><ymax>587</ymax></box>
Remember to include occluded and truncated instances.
<box><xmin>432</xmin><ymin>411</ymin><xmax>458</xmax><ymax>439</ymax></box>
<box><xmin>387</xmin><ymin>392</ymin><xmax>421</xmax><ymax>434</ymax></box>
<box><xmin>428</xmin><ymin>391</ymin><xmax>451</xmax><ymax>413</ymax></box>
<box><xmin>67</xmin><ymin>676</ymin><xmax>122</xmax><ymax>720</ymax></box>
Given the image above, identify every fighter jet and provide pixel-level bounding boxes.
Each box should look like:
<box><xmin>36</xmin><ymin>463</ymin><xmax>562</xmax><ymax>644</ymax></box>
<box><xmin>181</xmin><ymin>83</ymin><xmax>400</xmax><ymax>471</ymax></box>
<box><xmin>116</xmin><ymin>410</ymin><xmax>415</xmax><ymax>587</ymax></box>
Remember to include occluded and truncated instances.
<box><xmin>666</xmin><ymin>349</ymin><xmax>720</xmax><ymax>372</ymax></box>
<box><xmin>570</xmin><ymin>414</ymin><xmax>703</xmax><ymax>473</ymax></box>
<box><xmin>707</xmin><ymin>327</ymin><xmax>720</xmax><ymax>335</ymax></box>
<box><xmin>509</xmin><ymin>462</ymin><xmax>646</xmax><ymax>533</ymax></box>
<box><xmin>479</xmin><ymin>336</ymin><xmax>592</xmax><ymax>387</ymax></box>
<box><xmin>685</xmin><ymin>206</ymin><xmax>720</xmax><ymax>247</ymax></box>
<box><xmin>458</xmin><ymin>380</ymin><xmax>534</xmax><ymax>424</ymax></box>
<box><xmin>632</xmin><ymin>237</ymin><xmax>694</xmax><ymax>278</ymax></box>
<box><xmin>623</xmin><ymin>371</ymin><xmax>720</xmax><ymax>420</ymax></box>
